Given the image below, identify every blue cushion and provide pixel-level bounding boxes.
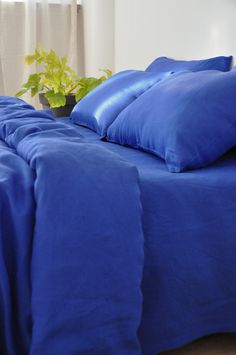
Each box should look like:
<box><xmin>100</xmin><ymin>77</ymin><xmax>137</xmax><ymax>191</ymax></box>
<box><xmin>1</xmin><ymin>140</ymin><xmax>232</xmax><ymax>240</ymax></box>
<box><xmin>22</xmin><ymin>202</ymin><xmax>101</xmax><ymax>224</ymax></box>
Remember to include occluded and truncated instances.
<box><xmin>107</xmin><ymin>70</ymin><xmax>236</xmax><ymax>172</ymax></box>
<box><xmin>146</xmin><ymin>55</ymin><xmax>232</xmax><ymax>73</ymax></box>
<box><xmin>70</xmin><ymin>70</ymin><xmax>172</xmax><ymax>136</ymax></box>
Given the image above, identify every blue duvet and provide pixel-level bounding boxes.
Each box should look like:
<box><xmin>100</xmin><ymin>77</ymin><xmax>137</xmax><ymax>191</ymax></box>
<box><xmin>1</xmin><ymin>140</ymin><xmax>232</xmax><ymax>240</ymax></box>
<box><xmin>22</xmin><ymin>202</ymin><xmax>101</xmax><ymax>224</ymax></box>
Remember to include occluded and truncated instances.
<box><xmin>1</xmin><ymin>97</ymin><xmax>236</xmax><ymax>355</ymax></box>
<box><xmin>0</xmin><ymin>97</ymin><xmax>143</xmax><ymax>355</ymax></box>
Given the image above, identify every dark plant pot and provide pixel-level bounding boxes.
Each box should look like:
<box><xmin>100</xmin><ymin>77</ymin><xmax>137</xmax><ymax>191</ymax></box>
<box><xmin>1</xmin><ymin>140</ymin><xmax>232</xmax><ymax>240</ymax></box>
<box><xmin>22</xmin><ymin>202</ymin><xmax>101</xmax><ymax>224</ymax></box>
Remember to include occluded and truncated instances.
<box><xmin>39</xmin><ymin>93</ymin><xmax>76</xmax><ymax>118</ymax></box>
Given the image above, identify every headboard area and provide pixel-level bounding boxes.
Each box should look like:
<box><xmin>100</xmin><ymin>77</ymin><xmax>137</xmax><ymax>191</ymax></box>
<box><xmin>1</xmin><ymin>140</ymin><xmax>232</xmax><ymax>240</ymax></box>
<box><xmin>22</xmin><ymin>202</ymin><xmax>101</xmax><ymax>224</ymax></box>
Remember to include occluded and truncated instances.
<box><xmin>114</xmin><ymin>0</ymin><xmax>236</xmax><ymax>71</ymax></box>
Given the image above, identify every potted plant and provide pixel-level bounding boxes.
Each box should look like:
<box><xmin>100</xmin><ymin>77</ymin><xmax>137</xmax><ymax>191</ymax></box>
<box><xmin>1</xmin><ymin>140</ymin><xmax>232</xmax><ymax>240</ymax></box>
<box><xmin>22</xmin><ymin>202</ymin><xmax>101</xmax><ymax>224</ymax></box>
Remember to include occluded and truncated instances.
<box><xmin>16</xmin><ymin>46</ymin><xmax>112</xmax><ymax>117</ymax></box>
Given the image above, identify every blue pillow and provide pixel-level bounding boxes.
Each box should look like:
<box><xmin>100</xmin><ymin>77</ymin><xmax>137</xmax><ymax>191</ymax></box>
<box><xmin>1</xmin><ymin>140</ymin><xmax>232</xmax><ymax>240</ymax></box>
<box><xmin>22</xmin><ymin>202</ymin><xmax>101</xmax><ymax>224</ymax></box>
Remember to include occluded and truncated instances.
<box><xmin>107</xmin><ymin>70</ymin><xmax>236</xmax><ymax>172</ymax></box>
<box><xmin>146</xmin><ymin>55</ymin><xmax>232</xmax><ymax>73</ymax></box>
<box><xmin>70</xmin><ymin>70</ymin><xmax>172</xmax><ymax>136</ymax></box>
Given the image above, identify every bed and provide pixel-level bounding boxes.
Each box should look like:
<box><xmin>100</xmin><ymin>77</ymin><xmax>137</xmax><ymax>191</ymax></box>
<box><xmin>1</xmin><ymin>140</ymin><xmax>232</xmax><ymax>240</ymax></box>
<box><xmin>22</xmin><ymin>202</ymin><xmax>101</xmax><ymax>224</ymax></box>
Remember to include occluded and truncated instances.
<box><xmin>1</xmin><ymin>93</ymin><xmax>236</xmax><ymax>355</ymax></box>
<box><xmin>64</xmin><ymin>121</ymin><xmax>236</xmax><ymax>354</ymax></box>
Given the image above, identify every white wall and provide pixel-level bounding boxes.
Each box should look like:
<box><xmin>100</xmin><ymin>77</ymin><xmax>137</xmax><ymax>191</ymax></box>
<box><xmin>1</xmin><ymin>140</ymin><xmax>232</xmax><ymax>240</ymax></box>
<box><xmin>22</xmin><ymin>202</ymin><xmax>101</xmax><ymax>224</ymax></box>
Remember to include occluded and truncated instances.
<box><xmin>115</xmin><ymin>0</ymin><xmax>236</xmax><ymax>71</ymax></box>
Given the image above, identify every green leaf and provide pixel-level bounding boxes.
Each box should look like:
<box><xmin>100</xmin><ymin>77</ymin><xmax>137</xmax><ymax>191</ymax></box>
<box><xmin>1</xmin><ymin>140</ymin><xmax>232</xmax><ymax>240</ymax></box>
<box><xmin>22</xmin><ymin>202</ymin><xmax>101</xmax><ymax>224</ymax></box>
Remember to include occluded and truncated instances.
<box><xmin>16</xmin><ymin>73</ymin><xmax>42</xmax><ymax>97</ymax></box>
<box><xmin>99</xmin><ymin>68</ymin><xmax>113</xmax><ymax>78</ymax></box>
<box><xmin>25</xmin><ymin>73</ymin><xmax>41</xmax><ymax>87</ymax></box>
<box><xmin>75</xmin><ymin>75</ymin><xmax>109</xmax><ymax>101</ymax></box>
<box><xmin>30</xmin><ymin>85</ymin><xmax>42</xmax><ymax>97</ymax></box>
<box><xmin>61</xmin><ymin>56</ymin><xmax>68</xmax><ymax>68</ymax></box>
<box><xmin>38</xmin><ymin>46</ymin><xmax>47</xmax><ymax>58</ymax></box>
<box><xmin>25</xmin><ymin>55</ymin><xmax>36</xmax><ymax>65</ymax></box>
<box><xmin>16</xmin><ymin>88</ymin><xmax>28</xmax><ymax>97</ymax></box>
<box><xmin>44</xmin><ymin>90</ymin><xmax>66</xmax><ymax>108</ymax></box>
<box><xmin>75</xmin><ymin>87</ymin><xmax>88</xmax><ymax>102</ymax></box>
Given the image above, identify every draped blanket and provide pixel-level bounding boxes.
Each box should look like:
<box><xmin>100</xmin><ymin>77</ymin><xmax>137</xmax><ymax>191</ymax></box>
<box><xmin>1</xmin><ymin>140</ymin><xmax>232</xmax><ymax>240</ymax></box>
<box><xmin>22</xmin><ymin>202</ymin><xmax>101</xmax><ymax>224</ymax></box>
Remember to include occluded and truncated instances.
<box><xmin>2</xmin><ymin>97</ymin><xmax>236</xmax><ymax>355</ymax></box>
<box><xmin>0</xmin><ymin>97</ymin><xmax>144</xmax><ymax>355</ymax></box>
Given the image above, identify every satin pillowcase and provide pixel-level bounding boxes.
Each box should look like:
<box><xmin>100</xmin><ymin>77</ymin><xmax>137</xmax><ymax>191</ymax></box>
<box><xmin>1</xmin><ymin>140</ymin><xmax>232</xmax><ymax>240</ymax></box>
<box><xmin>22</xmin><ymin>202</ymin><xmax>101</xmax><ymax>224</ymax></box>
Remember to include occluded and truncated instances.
<box><xmin>107</xmin><ymin>70</ymin><xmax>236</xmax><ymax>172</ymax></box>
<box><xmin>146</xmin><ymin>55</ymin><xmax>232</xmax><ymax>73</ymax></box>
<box><xmin>70</xmin><ymin>70</ymin><xmax>172</xmax><ymax>136</ymax></box>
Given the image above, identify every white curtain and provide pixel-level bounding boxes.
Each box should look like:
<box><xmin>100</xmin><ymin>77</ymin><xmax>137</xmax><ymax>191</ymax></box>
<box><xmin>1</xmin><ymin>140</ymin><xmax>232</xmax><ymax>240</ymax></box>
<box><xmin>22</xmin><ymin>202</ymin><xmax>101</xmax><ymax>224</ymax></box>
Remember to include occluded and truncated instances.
<box><xmin>0</xmin><ymin>0</ymin><xmax>83</xmax><ymax>107</ymax></box>
<box><xmin>82</xmin><ymin>0</ymin><xmax>114</xmax><ymax>77</ymax></box>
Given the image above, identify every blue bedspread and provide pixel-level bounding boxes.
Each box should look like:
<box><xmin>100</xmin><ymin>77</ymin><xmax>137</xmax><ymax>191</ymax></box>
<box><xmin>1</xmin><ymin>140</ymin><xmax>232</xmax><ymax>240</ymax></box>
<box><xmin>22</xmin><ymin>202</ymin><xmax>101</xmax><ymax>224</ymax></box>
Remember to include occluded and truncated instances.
<box><xmin>64</xmin><ymin>123</ymin><xmax>236</xmax><ymax>354</ymax></box>
<box><xmin>1</xmin><ymin>97</ymin><xmax>236</xmax><ymax>355</ymax></box>
<box><xmin>0</xmin><ymin>97</ymin><xmax>143</xmax><ymax>355</ymax></box>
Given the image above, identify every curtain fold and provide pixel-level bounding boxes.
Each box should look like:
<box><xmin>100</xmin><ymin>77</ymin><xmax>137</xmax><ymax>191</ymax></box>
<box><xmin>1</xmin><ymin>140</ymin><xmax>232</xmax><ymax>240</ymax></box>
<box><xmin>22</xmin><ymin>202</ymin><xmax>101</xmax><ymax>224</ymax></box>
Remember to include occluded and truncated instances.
<box><xmin>82</xmin><ymin>0</ymin><xmax>114</xmax><ymax>77</ymax></box>
<box><xmin>0</xmin><ymin>0</ymin><xmax>82</xmax><ymax>107</ymax></box>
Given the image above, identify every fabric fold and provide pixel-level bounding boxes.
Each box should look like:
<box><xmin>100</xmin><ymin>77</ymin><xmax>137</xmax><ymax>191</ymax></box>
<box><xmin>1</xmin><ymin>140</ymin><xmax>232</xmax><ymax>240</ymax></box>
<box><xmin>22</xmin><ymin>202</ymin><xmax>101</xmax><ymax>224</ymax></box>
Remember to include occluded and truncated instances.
<box><xmin>0</xmin><ymin>97</ymin><xmax>144</xmax><ymax>355</ymax></box>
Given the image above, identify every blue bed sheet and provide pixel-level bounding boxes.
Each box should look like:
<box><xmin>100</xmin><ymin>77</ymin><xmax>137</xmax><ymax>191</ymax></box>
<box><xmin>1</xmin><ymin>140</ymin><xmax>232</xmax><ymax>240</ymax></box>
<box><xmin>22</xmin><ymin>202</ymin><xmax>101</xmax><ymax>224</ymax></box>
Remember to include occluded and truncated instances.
<box><xmin>1</xmin><ymin>98</ymin><xmax>236</xmax><ymax>355</ymax></box>
<box><xmin>66</xmin><ymin>122</ymin><xmax>236</xmax><ymax>354</ymax></box>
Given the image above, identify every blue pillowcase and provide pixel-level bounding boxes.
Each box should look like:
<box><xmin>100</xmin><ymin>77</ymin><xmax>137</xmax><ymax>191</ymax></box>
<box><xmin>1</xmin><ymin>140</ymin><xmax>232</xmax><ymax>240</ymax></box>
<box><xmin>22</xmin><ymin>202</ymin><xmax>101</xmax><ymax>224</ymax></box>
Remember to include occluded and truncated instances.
<box><xmin>107</xmin><ymin>70</ymin><xmax>236</xmax><ymax>172</ymax></box>
<box><xmin>70</xmin><ymin>70</ymin><xmax>172</xmax><ymax>136</ymax></box>
<box><xmin>146</xmin><ymin>55</ymin><xmax>232</xmax><ymax>73</ymax></box>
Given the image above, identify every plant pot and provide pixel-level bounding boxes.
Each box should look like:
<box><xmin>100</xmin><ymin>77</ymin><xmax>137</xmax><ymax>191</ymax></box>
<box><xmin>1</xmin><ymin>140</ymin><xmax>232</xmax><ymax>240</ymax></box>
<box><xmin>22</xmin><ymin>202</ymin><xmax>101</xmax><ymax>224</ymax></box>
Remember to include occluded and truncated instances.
<box><xmin>39</xmin><ymin>93</ymin><xmax>76</xmax><ymax>118</ymax></box>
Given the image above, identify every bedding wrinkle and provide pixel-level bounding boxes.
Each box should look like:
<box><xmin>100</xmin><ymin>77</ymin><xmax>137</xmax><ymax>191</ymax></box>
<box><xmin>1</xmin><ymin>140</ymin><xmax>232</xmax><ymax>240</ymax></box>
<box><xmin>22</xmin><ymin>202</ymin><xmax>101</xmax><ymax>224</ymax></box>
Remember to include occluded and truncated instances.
<box><xmin>0</xmin><ymin>97</ymin><xmax>144</xmax><ymax>355</ymax></box>
<box><xmin>68</xmin><ymin>124</ymin><xmax>236</xmax><ymax>354</ymax></box>
<box><xmin>0</xmin><ymin>140</ymin><xmax>35</xmax><ymax>355</ymax></box>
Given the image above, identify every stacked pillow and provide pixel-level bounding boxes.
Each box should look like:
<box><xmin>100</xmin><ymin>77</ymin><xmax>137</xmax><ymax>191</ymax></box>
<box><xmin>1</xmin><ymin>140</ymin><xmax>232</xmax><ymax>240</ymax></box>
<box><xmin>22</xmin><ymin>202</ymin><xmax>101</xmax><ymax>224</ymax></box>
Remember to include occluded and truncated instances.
<box><xmin>146</xmin><ymin>55</ymin><xmax>232</xmax><ymax>73</ymax></box>
<box><xmin>107</xmin><ymin>70</ymin><xmax>236</xmax><ymax>172</ymax></box>
<box><xmin>71</xmin><ymin>56</ymin><xmax>236</xmax><ymax>172</ymax></box>
<box><xmin>70</xmin><ymin>70</ymin><xmax>173</xmax><ymax>137</ymax></box>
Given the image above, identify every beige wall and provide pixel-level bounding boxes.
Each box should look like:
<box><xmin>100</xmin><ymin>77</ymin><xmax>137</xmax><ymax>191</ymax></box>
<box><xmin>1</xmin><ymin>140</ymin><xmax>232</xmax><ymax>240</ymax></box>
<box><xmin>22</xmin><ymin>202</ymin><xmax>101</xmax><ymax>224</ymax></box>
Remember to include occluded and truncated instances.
<box><xmin>114</xmin><ymin>0</ymin><xmax>236</xmax><ymax>71</ymax></box>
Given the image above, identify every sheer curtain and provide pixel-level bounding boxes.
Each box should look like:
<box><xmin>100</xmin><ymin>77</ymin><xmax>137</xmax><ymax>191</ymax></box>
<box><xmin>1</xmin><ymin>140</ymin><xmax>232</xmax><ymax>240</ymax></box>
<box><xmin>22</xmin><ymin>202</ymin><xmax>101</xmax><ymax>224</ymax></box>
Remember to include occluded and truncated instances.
<box><xmin>0</xmin><ymin>0</ymin><xmax>83</xmax><ymax>107</ymax></box>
